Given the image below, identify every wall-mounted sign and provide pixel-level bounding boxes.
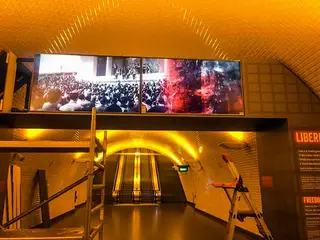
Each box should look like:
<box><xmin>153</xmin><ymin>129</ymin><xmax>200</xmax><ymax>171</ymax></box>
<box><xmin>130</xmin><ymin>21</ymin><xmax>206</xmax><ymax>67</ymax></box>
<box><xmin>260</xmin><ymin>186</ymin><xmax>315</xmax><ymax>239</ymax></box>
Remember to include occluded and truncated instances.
<box><xmin>294</xmin><ymin>131</ymin><xmax>320</xmax><ymax>144</ymax></box>
<box><xmin>293</xmin><ymin>130</ymin><xmax>320</xmax><ymax>240</ymax></box>
<box><xmin>178</xmin><ymin>165</ymin><xmax>189</xmax><ymax>173</ymax></box>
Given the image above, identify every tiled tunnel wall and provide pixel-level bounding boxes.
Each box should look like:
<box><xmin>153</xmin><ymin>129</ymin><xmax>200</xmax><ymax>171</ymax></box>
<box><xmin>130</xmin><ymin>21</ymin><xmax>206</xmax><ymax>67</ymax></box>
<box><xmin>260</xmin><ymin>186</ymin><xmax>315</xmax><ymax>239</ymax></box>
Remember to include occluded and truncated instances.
<box><xmin>0</xmin><ymin>129</ymin><xmax>13</xmax><ymax>225</ymax></box>
<box><xmin>243</xmin><ymin>61</ymin><xmax>320</xmax><ymax>117</ymax></box>
<box><xmin>179</xmin><ymin>131</ymin><xmax>261</xmax><ymax>235</ymax></box>
<box><xmin>242</xmin><ymin>61</ymin><xmax>320</xmax><ymax>239</ymax></box>
<box><xmin>1</xmin><ymin>60</ymin><xmax>319</xmax><ymax>237</ymax></box>
<box><xmin>3</xmin><ymin>129</ymin><xmax>90</xmax><ymax>228</ymax></box>
<box><xmin>9</xmin><ymin>60</ymin><xmax>320</xmax><ymax>118</ymax></box>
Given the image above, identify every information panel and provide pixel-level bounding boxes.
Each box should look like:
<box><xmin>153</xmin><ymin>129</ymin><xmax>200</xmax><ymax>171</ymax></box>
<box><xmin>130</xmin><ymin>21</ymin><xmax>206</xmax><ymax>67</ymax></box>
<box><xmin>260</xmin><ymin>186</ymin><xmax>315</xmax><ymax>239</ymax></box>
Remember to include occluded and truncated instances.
<box><xmin>294</xmin><ymin>130</ymin><xmax>320</xmax><ymax>239</ymax></box>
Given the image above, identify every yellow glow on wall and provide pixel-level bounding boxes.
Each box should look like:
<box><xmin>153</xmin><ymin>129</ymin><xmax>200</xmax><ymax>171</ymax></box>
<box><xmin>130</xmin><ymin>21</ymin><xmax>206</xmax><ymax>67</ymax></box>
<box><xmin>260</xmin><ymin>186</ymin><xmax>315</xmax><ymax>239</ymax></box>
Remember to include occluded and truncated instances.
<box><xmin>106</xmin><ymin>139</ymin><xmax>183</xmax><ymax>165</ymax></box>
<box><xmin>199</xmin><ymin>145</ymin><xmax>203</xmax><ymax>153</ymax></box>
<box><xmin>96</xmin><ymin>131</ymin><xmax>104</xmax><ymax>140</ymax></box>
<box><xmin>73</xmin><ymin>152</ymin><xmax>103</xmax><ymax>162</ymax></box>
<box><xmin>95</xmin><ymin>152</ymin><xmax>103</xmax><ymax>162</ymax></box>
<box><xmin>96</xmin><ymin>130</ymin><xmax>117</xmax><ymax>141</ymax></box>
<box><xmin>165</xmin><ymin>132</ymin><xmax>198</xmax><ymax>159</ymax></box>
<box><xmin>228</xmin><ymin>132</ymin><xmax>245</xmax><ymax>141</ymax></box>
<box><xmin>25</xmin><ymin>129</ymin><xmax>45</xmax><ymax>139</ymax></box>
<box><xmin>98</xmin><ymin>130</ymin><xmax>198</xmax><ymax>160</ymax></box>
<box><xmin>74</xmin><ymin>152</ymin><xmax>84</xmax><ymax>159</ymax></box>
<box><xmin>133</xmin><ymin>154</ymin><xmax>141</xmax><ymax>190</ymax></box>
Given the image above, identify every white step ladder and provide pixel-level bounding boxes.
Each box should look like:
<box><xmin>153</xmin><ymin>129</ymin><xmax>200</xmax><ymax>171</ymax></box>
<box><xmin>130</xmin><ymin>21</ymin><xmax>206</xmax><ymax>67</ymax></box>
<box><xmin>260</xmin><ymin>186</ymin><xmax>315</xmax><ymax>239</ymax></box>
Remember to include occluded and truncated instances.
<box><xmin>213</xmin><ymin>154</ymin><xmax>274</xmax><ymax>240</ymax></box>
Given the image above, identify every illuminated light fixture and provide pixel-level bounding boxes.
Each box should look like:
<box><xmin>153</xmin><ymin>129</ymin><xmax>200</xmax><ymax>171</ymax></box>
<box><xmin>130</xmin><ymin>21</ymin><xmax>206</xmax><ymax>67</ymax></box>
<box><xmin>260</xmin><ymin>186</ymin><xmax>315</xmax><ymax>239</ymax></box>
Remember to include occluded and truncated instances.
<box><xmin>199</xmin><ymin>145</ymin><xmax>203</xmax><ymax>154</ymax></box>
<box><xmin>73</xmin><ymin>152</ymin><xmax>102</xmax><ymax>163</ymax></box>
<box><xmin>178</xmin><ymin>165</ymin><xmax>189</xmax><ymax>172</ymax></box>
<box><xmin>228</xmin><ymin>132</ymin><xmax>245</xmax><ymax>141</ymax></box>
<box><xmin>114</xmin><ymin>152</ymin><xmax>160</xmax><ymax>156</ymax></box>
<box><xmin>102</xmin><ymin>130</ymin><xmax>198</xmax><ymax>160</ymax></box>
<box><xmin>25</xmin><ymin>129</ymin><xmax>45</xmax><ymax>139</ymax></box>
<box><xmin>133</xmin><ymin>154</ymin><xmax>141</xmax><ymax>187</ymax></box>
<box><xmin>106</xmin><ymin>139</ymin><xmax>183</xmax><ymax>165</ymax></box>
<box><xmin>166</xmin><ymin>132</ymin><xmax>198</xmax><ymax>160</ymax></box>
<box><xmin>96</xmin><ymin>130</ymin><xmax>117</xmax><ymax>141</ymax></box>
<box><xmin>222</xmin><ymin>132</ymin><xmax>249</xmax><ymax>149</ymax></box>
<box><xmin>75</xmin><ymin>152</ymin><xmax>85</xmax><ymax>159</ymax></box>
<box><xmin>135</xmin><ymin>151</ymin><xmax>140</xmax><ymax>156</ymax></box>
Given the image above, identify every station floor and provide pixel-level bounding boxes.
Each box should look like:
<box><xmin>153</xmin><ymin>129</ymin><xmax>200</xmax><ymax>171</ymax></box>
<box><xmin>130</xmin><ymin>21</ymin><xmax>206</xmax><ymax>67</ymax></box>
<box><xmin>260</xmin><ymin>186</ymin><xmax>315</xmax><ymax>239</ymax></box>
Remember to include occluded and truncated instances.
<box><xmin>51</xmin><ymin>204</ymin><xmax>260</xmax><ymax>240</ymax></box>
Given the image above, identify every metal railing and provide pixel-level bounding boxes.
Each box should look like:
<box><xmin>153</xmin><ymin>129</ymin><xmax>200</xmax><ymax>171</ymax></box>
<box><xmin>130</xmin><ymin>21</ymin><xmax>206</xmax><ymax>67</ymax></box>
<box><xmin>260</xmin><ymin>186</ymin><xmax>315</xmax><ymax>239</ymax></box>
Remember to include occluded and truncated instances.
<box><xmin>1</xmin><ymin>169</ymin><xmax>100</xmax><ymax>229</ymax></box>
<box><xmin>0</xmin><ymin>108</ymin><xmax>107</xmax><ymax>240</ymax></box>
<box><xmin>112</xmin><ymin>190</ymin><xmax>120</xmax><ymax>204</ymax></box>
<box><xmin>112</xmin><ymin>190</ymin><xmax>161</xmax><ymax>204</ymax></box>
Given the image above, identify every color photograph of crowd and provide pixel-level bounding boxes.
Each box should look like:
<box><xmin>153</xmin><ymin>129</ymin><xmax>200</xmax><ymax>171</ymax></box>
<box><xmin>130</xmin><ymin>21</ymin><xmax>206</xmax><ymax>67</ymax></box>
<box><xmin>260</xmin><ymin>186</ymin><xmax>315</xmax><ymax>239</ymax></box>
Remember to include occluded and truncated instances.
<box><xmin>141</xmin><ymin>59</ymin><xmax>243</xmax><ymax>114</ymax></box>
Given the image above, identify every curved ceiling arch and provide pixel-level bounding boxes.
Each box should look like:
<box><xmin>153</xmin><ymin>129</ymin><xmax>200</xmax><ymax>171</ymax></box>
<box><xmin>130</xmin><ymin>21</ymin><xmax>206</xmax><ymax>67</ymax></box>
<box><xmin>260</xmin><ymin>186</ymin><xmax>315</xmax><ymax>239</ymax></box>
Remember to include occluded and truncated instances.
<box><xmin>103</xmin><ymin>138</ymin><xmax>185</xmax><ymax>165</ymax></box>
<box><xmin>97</xmin><ymin>130</ymin><xmax>199</xmax><ymax>160</ymax></box>
<box><xmin>1</xmin><ymin>0</ymin><xmax>319</xmax><ymax>94</ymax></box>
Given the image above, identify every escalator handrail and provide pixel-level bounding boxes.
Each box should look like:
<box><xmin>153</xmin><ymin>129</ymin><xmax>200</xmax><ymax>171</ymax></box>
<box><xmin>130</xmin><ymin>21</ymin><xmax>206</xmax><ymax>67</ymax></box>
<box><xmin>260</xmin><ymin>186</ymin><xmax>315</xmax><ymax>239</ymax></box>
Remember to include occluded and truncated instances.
<box><xmin>154</xmin><ymin>155</ymin><xmax>162</xmax><ymax>192</ymax></box>
<box><xmin>112</xmin><ymin>154</ymin><xmax>121</xmax><ymax>192</ymax></box>
<box><xmin>147</xmin><ymin>155</ymin><xmax>153</xmax><ymax>191</ymax></box>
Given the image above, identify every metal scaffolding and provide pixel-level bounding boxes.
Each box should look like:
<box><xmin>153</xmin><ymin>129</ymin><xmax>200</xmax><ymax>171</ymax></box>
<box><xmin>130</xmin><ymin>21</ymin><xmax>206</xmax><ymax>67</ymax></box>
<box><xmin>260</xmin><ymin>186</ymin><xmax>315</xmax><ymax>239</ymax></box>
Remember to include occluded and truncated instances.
<box><xmin>0</xmin><ymin>108</ymin><xmax>107</xmax><ymax>240</ymax></box>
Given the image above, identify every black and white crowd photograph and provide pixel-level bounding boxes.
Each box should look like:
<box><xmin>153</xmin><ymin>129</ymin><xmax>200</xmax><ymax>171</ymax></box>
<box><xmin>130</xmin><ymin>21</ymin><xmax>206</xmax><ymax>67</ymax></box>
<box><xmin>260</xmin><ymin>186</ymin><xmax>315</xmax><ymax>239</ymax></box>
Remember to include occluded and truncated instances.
<box><xmin>30</xmin><ymin>54</ymin><xmax>141</xmax><ymax>112</ymax></box>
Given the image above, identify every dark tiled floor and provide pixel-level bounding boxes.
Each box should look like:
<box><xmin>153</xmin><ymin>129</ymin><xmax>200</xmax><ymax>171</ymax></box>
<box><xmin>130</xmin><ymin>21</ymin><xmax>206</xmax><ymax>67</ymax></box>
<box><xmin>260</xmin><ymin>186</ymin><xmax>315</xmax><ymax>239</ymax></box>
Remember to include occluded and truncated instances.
<box><xmin>52</xmin><ymin>204</ymin><xmax>259</xmax><ymax>240</ymax></box>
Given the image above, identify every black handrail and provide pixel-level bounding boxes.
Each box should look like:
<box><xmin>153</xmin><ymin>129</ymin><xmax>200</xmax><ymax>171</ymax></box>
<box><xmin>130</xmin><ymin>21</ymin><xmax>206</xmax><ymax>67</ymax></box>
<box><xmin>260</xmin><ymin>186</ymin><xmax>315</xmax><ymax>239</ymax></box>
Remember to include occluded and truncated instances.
<box><xmin>2</xmin><ymin>169</ymin><xmax>100</xmax><ymax>228</ymax></box>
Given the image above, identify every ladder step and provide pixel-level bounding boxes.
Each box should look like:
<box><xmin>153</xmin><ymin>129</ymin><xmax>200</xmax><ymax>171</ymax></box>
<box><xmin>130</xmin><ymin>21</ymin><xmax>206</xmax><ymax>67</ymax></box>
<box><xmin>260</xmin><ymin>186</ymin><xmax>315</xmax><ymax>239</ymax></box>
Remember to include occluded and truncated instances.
<box><xmin>90</xmin><ymin>222</ymin><xmax>103</xmax><ymax>239</ymax></box>
<box><xmin>93</xmin><ymin>184</ymin><xmax>105</xmax><ymax>190</ymax></box>
<box><xmin>94</xmin><ymin>161</ymin><xmax>105</xmax><ymax>170</ymax></box>
<box><xmin>213</xmin><ymin>183</ymin><xmax>236</xmax><ymax>189</ymax></box>
<box><xmin>91</xmin><ymin>203</ymin><xmax>104</xmax><ymax>215</ymax></box>
<box><xmin>95</xmin><ymin>138</ymin><xmax>106</xmax><ymax>152</ymax></box>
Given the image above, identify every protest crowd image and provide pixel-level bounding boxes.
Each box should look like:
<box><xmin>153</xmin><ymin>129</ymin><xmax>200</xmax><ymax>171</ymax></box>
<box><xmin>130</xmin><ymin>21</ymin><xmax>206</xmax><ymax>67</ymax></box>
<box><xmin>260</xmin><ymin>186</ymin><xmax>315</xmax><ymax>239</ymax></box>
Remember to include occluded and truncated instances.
<box><xmin>30</xmin><ymin>55</ymin><xmax>141</xmax><ymax>112</ymax></box>
<box><xmin>141</xmin><ymin>58</ymin><xmax>243</xmax><ymax>114</ymax></box>
<box><xmin>30</xmin><ymin>54</ymin><xmax>243</xmax><ymax>115</ymax></box>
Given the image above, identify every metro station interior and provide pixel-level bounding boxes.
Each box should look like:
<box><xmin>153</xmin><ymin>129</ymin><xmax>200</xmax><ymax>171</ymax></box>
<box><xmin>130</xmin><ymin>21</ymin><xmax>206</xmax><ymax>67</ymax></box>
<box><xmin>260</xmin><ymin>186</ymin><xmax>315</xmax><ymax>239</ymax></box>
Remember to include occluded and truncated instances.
<box><xmin>1</xmin><ymin>1</ymin><xmax>320</xmax><ymax>240</ymax></box>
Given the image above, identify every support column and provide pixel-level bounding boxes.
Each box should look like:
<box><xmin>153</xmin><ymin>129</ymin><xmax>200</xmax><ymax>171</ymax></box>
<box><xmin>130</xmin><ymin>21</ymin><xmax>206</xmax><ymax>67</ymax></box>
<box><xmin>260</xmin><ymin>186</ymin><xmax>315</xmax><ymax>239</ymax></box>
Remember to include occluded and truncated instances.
<box><xmin>106</xmin><ymin>57</ymin><xmax>112</xmax><ymax>76</ymax></box>
<box><xmin>256</xmin><ymin>123</ymin><xmax>300</xmax><ymax>240</ymax></box>
<box><xmin>2</xmin><ymin>51</ymin><xmax>17</xmax><ymax>112</ymax></box>
<box><xmin>2</xmin><ymin>52</ymin><xmax>17</xmax><ymax>112</ymax></box>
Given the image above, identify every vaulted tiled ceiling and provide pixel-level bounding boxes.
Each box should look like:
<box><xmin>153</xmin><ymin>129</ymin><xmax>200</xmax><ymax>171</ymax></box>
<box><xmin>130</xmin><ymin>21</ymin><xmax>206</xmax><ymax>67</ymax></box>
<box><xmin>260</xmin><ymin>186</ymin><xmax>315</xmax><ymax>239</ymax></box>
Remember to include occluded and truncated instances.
<box><xmin>1</xmin><ymin>0</ymin><xmax>320</xmax><ymax>95</ymax></box>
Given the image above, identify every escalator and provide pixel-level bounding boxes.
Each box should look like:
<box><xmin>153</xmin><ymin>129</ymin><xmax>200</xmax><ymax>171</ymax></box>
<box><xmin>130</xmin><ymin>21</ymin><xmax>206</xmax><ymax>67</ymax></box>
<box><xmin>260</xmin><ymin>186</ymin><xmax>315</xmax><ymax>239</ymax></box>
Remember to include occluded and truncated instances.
<box><xmin>156</xmin><ymin>155</ymin><xmax>186</xmax><ymax>203</ymax></box>
<box><xmin>140</xmin><ymin>154</ymin><xmax>154</xmax><ymax>203</ymax></box>
<box><xmin>119</xmin><ymin>155</ymin><xmax>134</xmax><ymax>203</ymax></box>
<box><xmin>113</xmin><ymin>149</ymin><xmax>161</xmax><ymax>204</ymax></box>
<box><xmin>93</xmin><ymin>154</ymin><xmax>119</xmax><ymax>204</ymax></box>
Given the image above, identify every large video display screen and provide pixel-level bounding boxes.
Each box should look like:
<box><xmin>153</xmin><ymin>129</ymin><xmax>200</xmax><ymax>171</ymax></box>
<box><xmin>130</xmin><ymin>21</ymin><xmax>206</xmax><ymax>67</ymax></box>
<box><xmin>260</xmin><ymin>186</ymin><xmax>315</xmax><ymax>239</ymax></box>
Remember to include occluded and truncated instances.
<box><xmin>30</xmin><ymin>54</ymin><xmax>243</xmax><ymax>115</ymax></box>
<box><xmin>30</xmin><ymin>54</ymin><xmax>140</xmax><ymax>112</ymax></box>
<box><xmin>142</xmin><ymin>58</ymin><xmax>243</xmax><ymax>114</ymax></box>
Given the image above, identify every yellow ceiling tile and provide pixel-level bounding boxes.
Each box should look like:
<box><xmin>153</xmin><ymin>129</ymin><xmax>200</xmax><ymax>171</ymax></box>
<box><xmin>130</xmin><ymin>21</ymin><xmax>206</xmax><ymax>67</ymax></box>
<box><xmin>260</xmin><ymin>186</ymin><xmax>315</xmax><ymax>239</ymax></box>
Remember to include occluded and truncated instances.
<box><xmin>0</xmin><ymin>0</ymin><xmax>320</xmax><ymax>96</ymax></box>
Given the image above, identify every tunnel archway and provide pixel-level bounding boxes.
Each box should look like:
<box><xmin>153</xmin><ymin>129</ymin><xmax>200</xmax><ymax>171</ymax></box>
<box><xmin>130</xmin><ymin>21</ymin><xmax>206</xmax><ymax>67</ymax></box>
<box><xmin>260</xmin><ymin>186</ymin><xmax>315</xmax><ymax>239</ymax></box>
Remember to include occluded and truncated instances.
<box><xmin>95</xmin><ymin>130</ymin><xmax>200</xmax><ymax>165</ymax></box>
<box><xmin>96</xmin><ymin>138</ymin><xmax>184</xmax><ymax>165</ymax></box>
